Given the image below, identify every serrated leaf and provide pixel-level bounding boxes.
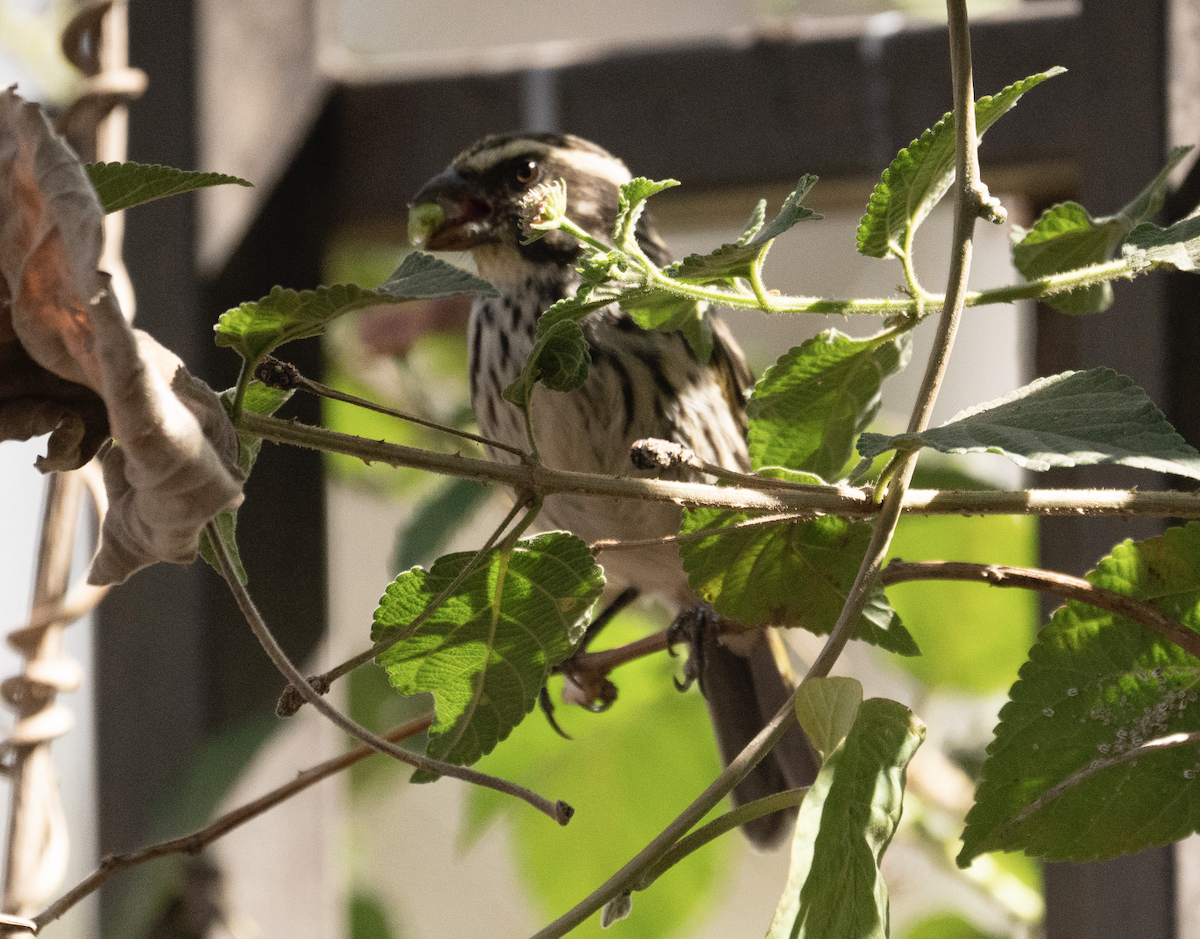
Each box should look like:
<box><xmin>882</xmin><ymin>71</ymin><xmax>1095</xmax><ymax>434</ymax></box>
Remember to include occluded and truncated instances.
<box><xmin>614</xmin><ymin>177</ymin><xmax>679</xmax><ymax>251</ymax></box>
<box><xmin>738</xmin><ymin>199</ymin><xmax>768</xmax><ymax>245</ymax></box>
<box><xmin>214</xmin><ymin>252</ymin><xmax>495</xmax><ymax>366</ymax></box>
<box><xmin>1012</xmin><ymin>146</ymin><xmax>1192</xmax><ymax>313</ymax></box>
<box><xmin>959</xmin><ymin>522</ymin><xmax>1200</xmax><ymax>864</ymax></box>
<box><xmin>857</xmin><ymin>368</ymin><xmax>1200</xmax><ymax>480</ymax></box>
<box><xmin>795</xmin><ymin>677</ymin><xmax>864</xmax><ymax>763</ymax></box>
<box><xmin>679</xmin><ymin>495</ymin><xmax>919</xmax><ymax>656</ymax></box>
<box><xmin>672</xmin><ymin>176</ymin><xmax>820</xmax><ymax>283</ymax></box>
<box><xmin>767</xmin><ymin>697</ymin><xmax>925</xmax><ymax>939</ymax></box>
<box><xmin>86</xmin><ymin>161</ymin><xmax>252</xmax><ymax>213</ymax></box>
<box><xmin>372</xmin><ymin>532</ymin><xmax>604</xmax><ymax>773</ymax></box>
<box><xmin>1122</xmin><ymin>212</ymin><xmax>1200</xmax><ymax>273</ymax></box>
<box><xmin>199</xmin><ymin>381</ymin><xmax>294</xmax><ymax>583</ymax></box>
<box><xmin>857</xmin><ymin>68</ymin><xmax>1064</xmax><ymax>259</ymax></box>
<box><xmin>503</xmin><ymin>318</ymin><xmax>591</xmax><ymax>414</ymax></box>
<box><xmin>747</xmin><ymin>329</ymin><xmax>912</xmax><ymax>480</ymax></box>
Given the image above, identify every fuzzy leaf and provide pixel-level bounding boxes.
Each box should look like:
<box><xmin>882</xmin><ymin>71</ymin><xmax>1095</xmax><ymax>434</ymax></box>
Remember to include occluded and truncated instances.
<box><xmin>767</xmin><ymin>697</ymin><xmax>925</xmax><ymax>939</ymax></box>
<box><xmin>86</xmin><ymin>161</ymin><xmax>252</xmax><ymax>213</ymax></box>
<box><xmin>857</xmin><ymin>68</ymin><xmax>1064</xmax><ymax>259</ymax></box>
<box><xmin>214</xmin><ymin>252</ymin><xmax>495</xmax><ymax>366</ymax></box>
<box><xmin>672</xmin><ymin>176</ymin><xmax>820</xmax><ymax>282</ymax></box>
<box><xmin>1011</xmin><ymin>146</ymin><xmax>1192</xmax><ymax>313</ymax></box>
<box><xmin>959</xmin><ymin>522</ymin><xmax>1200</xmax><ymax>864</ymax></box>
<box><xmin>614</xmin><ymin>177</ymin><xmax>679</xmax><ymax>251</ymax></box>
<box><xmin>747</xmin><ymin>329</ymin><xmax>911</xmax><ymax>480</ymax></box>
<box><xmin>857</xmin><ymin>368</ymin><xmax>1200</xmax><ymax>480</ymax></box>
<box><xmin>373</xmin><ymin>532</ymin><xmax>604</xmax><ymax>774</ymax></box>
<box><xmin>680</xmin><ymin>496</ymin><xmax>918</xmax><ymax>656</ymax></box>
<box><xmin>1122</xmin><ymin>213</ymin><xmax>1200</xmax><ymax>274</ymax></box>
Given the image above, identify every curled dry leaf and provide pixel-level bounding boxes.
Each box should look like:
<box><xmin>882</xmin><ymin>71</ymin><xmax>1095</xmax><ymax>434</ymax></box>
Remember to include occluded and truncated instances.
<box><xmin>0</xmin><ymin>87</ymin><xmax>244</xmax><ymax>585</ymax></box>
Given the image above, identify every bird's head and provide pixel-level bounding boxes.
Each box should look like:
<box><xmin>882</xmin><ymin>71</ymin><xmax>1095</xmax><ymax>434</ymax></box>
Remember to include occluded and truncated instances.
<box><xmin>409</xmin><ymin>133</ymin><xmax>668</xmax><ymax>282</ymax></box>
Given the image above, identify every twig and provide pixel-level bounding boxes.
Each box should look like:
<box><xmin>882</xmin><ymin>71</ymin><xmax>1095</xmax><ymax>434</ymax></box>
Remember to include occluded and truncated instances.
<box><xmin>204</xmin><ymin>522</ymin><xmax>573</xmax><ymax>826</ymax></box>
<box><xmin>277</xmin><ymin>494</ymin><xmax>535</xmax><ymax>716</ymax></box>
<box><xmin>31</xmin><ymin>716</ymin><xmax>434</xmax><ymax>932</ymax></box>
<box><xmin>806</xmin><ymin>0</ymin><xmax>982</xmax><ymax>683</ymax></box>
<box><xmin>238</xmin><ymin>411</ymin><xmax>1200</xmax><ymax>520</ymax></box>
<box><xmin>634</xmin><ymin>787</ymin><xmax>808</xmax><ymax>892</ymax></box>
<box><xmin>881</xmin><ymin>559</ymin><xmax>1200</xmax><ymax>659</ymax></box>
<box><xmin>255</xmin><ymin>355</ymin><xmax>526</xmax><ymax>457</ymax></box>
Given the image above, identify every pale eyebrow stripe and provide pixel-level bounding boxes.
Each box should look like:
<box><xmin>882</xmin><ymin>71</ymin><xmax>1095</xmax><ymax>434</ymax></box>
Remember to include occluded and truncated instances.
<box><xmin>459</xmin><ymin>141</ymin><xmax>633</xmax><ymax>188</ymax></box>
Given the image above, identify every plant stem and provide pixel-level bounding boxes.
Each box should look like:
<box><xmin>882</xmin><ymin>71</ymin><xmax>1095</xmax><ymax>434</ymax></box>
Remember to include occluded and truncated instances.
<box><xmin>31</xmin><ymin>716</ymin><xmax>434</xmax><ymax>932</ymax></box>
<box><xmin>238</xmin><ymin>411</ymin><xmax>1200</xmax><ymax>520</ymax></box>
<box><xmin>881</xmin><ymin>559</ymin><xmax>1200</xmax><ymax>659</ymax></box>
<box><xmin>204</xmin><ymin>521</ymin><xmax>573</xmax><ymax>825</ymax></box>
<box><xmin>807</xmin><ymin>0</ymin><xmax>983</xmax><ymax>681</ymax></box>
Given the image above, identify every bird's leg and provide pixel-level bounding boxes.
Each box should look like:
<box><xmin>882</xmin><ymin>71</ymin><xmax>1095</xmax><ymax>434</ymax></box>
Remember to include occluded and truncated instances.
<box><xmin>666</xmin><ymin>605</ymin><xmax>720</xmax><ymax>693</ymax></box>
<box><xmin>539</xmin><ymin>587</ymin><xmax>641</xmax><ymax>736</ymax></box>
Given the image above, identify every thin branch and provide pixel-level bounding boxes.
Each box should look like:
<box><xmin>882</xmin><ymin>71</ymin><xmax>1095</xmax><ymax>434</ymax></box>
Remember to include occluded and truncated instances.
<box><xmin>255</xmin><ymin>355</ymin><xmax>526</xmax><ymax>457</ymax></box>
<box><xmin>634</xmin><ymin>787</ymin><xmax>808</xmax><ymax>892</ymax></box>
<box><xmin>881</xmin><ymin>559</ymin><xmax>1200</xmax><ymax>659</ymax></box>
<box><xmin>204</xmin><ymin>522</ymin><xmax>573</xmax><ymax>826</ymax></box>
<box><xmin>32</xmin><ymin>716</ymin><xmax>434</xmax><ymax>932</ymax></box>
<box><xmin>237</xmin><ymin>411</ymin><xmax>1200</xmax><ymax>520</ymax></box>
<box><xmin>278</xmin><ymin>494</ymin><xmax>535</xmax><ymax>715</ymax></box>
<box><xmin>806</xmin><ymin>0</ymin><xmax>981</xmax><ymax>683</ymax></box>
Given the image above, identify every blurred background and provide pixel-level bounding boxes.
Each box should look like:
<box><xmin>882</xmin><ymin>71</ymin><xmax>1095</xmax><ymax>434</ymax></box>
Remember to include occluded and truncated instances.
<box><xmin>2</xmin><ymin>0</ymin><xmax>1199</xmax><ymax>937</ymax></box>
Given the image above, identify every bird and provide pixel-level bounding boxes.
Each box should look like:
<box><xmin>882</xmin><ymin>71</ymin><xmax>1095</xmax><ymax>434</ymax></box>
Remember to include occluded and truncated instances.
<box><xmin>409</xmin><ymin>132</ymin><xmax>818</xmax><ymax>847</ymax></box>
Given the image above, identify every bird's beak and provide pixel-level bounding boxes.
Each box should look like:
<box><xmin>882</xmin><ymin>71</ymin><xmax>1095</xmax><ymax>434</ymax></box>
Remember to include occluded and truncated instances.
<box><xmin>408</xmin><ymin>167</ymin><xmax>494</xmax><ymax>251</ymax></box>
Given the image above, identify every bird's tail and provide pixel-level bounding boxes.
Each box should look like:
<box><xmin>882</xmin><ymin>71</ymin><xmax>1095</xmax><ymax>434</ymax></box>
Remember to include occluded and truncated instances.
<box><xmin>694</xmin><ymin>620</ymin><xmax>819</xmax><ymax>849</ymax></box>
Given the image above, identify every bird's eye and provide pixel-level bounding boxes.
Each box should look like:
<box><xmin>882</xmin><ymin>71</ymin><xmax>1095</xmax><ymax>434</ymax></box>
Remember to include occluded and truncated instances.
<box><xmin>513</xmin><ymin>160</ymin><xmax>538</xmax><ymax>186</ymax></box>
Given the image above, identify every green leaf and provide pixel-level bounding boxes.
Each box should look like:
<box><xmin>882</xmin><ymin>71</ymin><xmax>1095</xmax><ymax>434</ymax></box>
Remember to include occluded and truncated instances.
<box><xmin>466</xmin><ymin>611</ymin><xmax>730</xmax><ymax>939</ymax></box>
<box><xmin>86</xmin><ymin>161</ymin><xmax>252</xmax><ymax>213</ymax></box>
<box><xmin>959</xmin><ymin>522</ymin><xmax>1200</xmax><ymax>864</ymax></box>
<box><xmin>680</xmin><ymin>494</ymin><xmax>919</xmax><ymax>656</ymax></box>
<box><xmin>199</xmin><ymin>381</ymin><xmax>294</xmax><ymax>583</ymax></box>
<box><xmin>795</xmin><ymin>676</ymin><xmax>864</xmax><ymax>763</ymax></box>
<box><xmin>613</xmin><ymin>177</ymin><xmax>679</xmax><ymax>251</ymax></box>
<box><xmin>373</xmin><ymin>532</ymin><xmax>604</xmax><ymax>774</ymax></box>
<box><xmin>747</xmin><ymin>329</ymin><xmax>912</xmax><ymax>479</ymax></box>
<box><xmin>857</xmin><ymin>368</ymin><xmax>1200</xmax><ymax>480</ymax></box>
<box><xmin>392</xmin><ymin>478</ymin><xmax>489</xmax><ymax>573</ymax></box>
<box><xmin>1011</xmin><ymin>146</ymin><xmax>1192</xmax><ymax>313</ymax></box>
<box><xmin>1122</xmin><ymin>212</ymin><xmax>1200</xmax><ymax>274</ymax></box>
<box><xmin>857</xmin><ymin>68</ymin><xmax>1064</xmax><ymax>259</ymax></box>
<box><xmin>349</xmin><ymin>892</ymin><xmax>395</xmax><ymax>939</ymax></box>
<box><xmin>671</xmin><ymin>176</ymin><xmax>820</xmax><ymax>283</ymax></box>
<box><xmin>621</xmin><ymin>293</ymin><xmax>714</xmax><ymax>363</ymax></box>
<box><xmin>214</xmin><ymin>252</ymin><xmax>495</xmax><ymax>366</ymax></box>
<box><xmin>502</xmin><ymin>318</ymin><xmax>591</xmax><ymax>416</ymax></box>
<box><xmin>767</xmin><ymin>697</ymin><xmax>925</xmax><ymax>939</ymax></box>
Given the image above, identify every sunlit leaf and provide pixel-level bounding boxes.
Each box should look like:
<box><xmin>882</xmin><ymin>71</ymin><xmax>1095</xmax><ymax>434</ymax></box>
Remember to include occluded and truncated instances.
<box><xmin>857</xmin><ymin>69</ymin><xmax>1064</xmax><ymax>259</ymax></box>
<box><xmin>680</xmin><ymin>494</ymin><xmax>919</xmax><ymax>656</ymax></box>
<box><xmin>1011</xmin><ymin>146</ymin><xmax>1192</xmax><ymax>313</ymax></box>
<box><xmin>214</xmin><ymin>252</ymin><xmax>495</xmax><ymax>366</ymax></box>
<box><xmin>858</xmin><ymin>368</ymin><xmax>1200</xmax><ymax>480</ymax></box>
<box><xmin>373</xmin><ymin>532</ymin><xmax>604</xmax><ymax>774</ymax></box>
<box><xmin>748</xmin><ymin>329</ymin><xmax>911</xmax><ymax>479</ymax></box>
<box><xmin>959</xmin><ymin>522</ymin><xmax>1200</xmax><ymax>864</ymax></box>
<box><xmin>767</xmin><ymin>697</ymin><xmax>925</xmax><ymax>939</ymax></box>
